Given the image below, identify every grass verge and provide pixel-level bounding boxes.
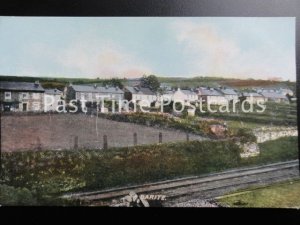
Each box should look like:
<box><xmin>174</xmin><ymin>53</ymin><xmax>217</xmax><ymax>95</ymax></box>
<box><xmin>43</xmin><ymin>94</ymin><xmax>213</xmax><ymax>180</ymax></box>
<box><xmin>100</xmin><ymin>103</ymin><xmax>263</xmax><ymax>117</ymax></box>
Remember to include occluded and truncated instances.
<box><xmin>217</xmin><ymin>179</ymin><xmax>300</xmax><ymax>208</ymax></box>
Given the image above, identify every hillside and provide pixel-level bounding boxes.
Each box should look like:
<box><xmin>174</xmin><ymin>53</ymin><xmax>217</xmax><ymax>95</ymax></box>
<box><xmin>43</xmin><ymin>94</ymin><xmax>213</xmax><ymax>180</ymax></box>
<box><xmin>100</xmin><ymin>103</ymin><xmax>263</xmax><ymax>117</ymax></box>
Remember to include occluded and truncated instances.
<box><xmin>158</xmin><ymin>76</ymin><xmax>296</xmax><ymax>92</ymax></box>
<box><xmin>0</xmin><ymin>75</ymin><xmax>296</xmax><ymax>93</ymax></box>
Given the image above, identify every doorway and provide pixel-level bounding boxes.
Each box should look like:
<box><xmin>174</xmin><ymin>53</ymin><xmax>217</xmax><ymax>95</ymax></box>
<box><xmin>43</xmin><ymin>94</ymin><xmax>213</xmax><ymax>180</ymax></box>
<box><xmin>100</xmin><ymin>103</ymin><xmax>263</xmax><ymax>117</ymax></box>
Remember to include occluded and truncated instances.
<box><xmin>22</xmin><ymin>103</ymin><xmax>27</xmax><ymax>111</ymax></box>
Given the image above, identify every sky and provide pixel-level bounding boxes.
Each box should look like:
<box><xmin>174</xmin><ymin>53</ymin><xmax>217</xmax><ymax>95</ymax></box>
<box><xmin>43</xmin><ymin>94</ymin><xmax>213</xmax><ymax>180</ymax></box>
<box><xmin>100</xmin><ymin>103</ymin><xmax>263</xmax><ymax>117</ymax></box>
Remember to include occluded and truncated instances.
<box><xmin>0</xmin><ymin>17</ymin><xmax>296</xmax><ymax>81</ymax></box>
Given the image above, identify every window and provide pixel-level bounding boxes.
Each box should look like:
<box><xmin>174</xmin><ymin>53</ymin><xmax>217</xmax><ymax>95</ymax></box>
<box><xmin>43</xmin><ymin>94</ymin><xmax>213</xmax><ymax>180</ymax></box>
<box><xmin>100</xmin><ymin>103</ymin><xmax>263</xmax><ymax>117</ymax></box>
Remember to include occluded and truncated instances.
<box><xmin>32</xmin><ymin>102</ymin><xmax>40</xmax><ymax>111</ymax></box>
<box><xmin>4</xmin><ymin>92</ymin><xmax>11</xmax><ymax>100</ymax></box>
<box><xmin>88</xmin><ymin>93</ymin><xmax>93</xmax><ymax>101</ymax></box>
<box><xmin>80</xmin><ymin>93</ymin><xmax>85</xmax><ymax>100</ymax></box>
<box><xmin>22</xmin><ymin>92</ymin><xmax>29</xmax><ymax>99</ymax></box>
<box><xmin>32</xmin><ymin>93</ymin><xmax>40</xmax><ymax>99</ymax></box>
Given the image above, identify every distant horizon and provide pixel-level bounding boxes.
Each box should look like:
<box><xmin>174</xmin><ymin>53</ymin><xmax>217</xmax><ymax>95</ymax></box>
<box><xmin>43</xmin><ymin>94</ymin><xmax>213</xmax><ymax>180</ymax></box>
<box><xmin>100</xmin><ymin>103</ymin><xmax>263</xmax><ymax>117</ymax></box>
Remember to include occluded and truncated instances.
<box><xmin>0</xmin><ymin>74</ymin><xmax>295</xmax><ymax>83</ymax></box>
<box><xmin>0</xmin><ymin>17</ymin><xmax>296</xmax><ymax>81</ymax></box>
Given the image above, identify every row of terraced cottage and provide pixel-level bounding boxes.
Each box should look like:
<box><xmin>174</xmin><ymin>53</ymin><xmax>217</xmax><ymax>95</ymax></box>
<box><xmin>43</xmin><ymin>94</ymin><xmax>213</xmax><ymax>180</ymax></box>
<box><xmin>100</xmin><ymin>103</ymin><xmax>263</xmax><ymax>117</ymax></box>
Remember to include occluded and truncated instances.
<box><xmin>0</xmin><ymin>80</ymin><xmax>293</xmax><ymax>112</ymax></box>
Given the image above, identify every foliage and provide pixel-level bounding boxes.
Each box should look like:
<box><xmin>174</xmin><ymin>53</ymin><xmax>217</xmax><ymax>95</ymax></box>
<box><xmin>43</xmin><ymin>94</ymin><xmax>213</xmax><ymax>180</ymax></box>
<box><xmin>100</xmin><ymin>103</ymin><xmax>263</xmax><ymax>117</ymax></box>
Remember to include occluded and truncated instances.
<box><xmin>141</xmin><ymin>75</ymin><xmax>160</xmax><ymax>92</ymax></box>
<box><xmin>100</xmin><ymin>112</ymin><xmax>223</xmax><ymax>137</ymax></box>
<box><xmin>1</xmin><ymin>136</ymin><xmax>297</xmax><ymax>205</ymax></box>
<box><xmin>2</xmin><ymin>140</ymin><xmax>242</xmax><ymax>196</ymax></box>
<box><xmin>0</xmin><ymin>184</ymin><xmax>37</xmax><ymax>206</ymax></box>
<box><xmin>102</xmin><ymin>78</ymin><xmax>124</xmax><ymax>89</ymax></box>
<box><xmin>228</xmin><ymin>128</ymin><xmax>257</xmax><ymax>144</ymax></box>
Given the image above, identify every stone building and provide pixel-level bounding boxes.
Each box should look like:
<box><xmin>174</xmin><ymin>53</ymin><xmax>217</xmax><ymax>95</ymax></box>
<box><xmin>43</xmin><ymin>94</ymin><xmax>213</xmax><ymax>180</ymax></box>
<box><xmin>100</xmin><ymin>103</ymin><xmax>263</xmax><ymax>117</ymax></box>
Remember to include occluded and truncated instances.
<box><xmin>44</xmin><ymin>88</ymin><xmax>63</xmax><ymax>112</ymax></box>
<box><xmin>66</xmin><ymin>84</ymin><xmax>124</xmax><ymax>103</ymax></box>
<box><xmin>0</xmin><ymin>81</ymin><xmax>45</xmax><ymax>112</ymax></box>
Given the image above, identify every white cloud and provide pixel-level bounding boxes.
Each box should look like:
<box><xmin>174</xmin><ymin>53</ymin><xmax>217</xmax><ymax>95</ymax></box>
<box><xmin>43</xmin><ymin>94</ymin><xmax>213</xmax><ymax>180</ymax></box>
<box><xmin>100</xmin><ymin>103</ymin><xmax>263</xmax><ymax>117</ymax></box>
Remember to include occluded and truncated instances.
<box><xmin>172</xmin><ymin>20</ymin><xmax>296</xmax><ymax>80</ymax></box>
<box><xmin>19</xmin><ymin>33</ymin><xmax>152</xmax><ymax>78</ymax></box>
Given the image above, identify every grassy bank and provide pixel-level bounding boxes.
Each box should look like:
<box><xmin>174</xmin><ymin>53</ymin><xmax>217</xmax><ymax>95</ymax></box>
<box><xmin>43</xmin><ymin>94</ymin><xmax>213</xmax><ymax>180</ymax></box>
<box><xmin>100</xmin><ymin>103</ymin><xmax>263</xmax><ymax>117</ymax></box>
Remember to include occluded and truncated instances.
<box><xmin>241</xmin><ymin>136</ymin><xmax>299</xmax><ymax>166</ymax></box>
<box><xmin>1</xmin><ymin>140</ymin><xmax>241</xmax><ymax>196</ymax></box>
<box><xmin>1</xmin><ymin>136</ymin><xmax>298</xmax><ymax>205</ymax></box>
<box><xmin>217</xmin><ymin>179</ymin><xmax>300</xmax><ymax>208</ymax></box>
<box><xmin>196</xmin><ymin>102</ymin><xmax>297</xmax><ymax>127</ymax></box>
<box><xmin>100</xmin><ymin>112</ymin><xmax>223</xmax><ymax>137</ymax></box>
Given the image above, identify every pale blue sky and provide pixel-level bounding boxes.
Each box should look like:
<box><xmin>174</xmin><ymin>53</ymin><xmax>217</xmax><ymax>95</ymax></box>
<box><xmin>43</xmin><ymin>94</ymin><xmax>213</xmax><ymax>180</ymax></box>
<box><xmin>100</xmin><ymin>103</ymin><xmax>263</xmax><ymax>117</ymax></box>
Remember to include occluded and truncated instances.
<box><xmin>0</xmin><ymin>17</ymin><xmax>296</xmax><ymax>80</ymax></box>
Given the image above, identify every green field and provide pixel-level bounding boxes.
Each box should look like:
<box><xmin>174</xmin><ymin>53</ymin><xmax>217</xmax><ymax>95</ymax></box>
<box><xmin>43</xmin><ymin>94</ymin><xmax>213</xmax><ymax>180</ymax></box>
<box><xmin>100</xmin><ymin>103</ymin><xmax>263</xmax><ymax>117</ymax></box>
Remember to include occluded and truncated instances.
<box><xmin>217</xmin><ymin>179</ymin><xmax>300</xmax><ymax>208</ymax></box>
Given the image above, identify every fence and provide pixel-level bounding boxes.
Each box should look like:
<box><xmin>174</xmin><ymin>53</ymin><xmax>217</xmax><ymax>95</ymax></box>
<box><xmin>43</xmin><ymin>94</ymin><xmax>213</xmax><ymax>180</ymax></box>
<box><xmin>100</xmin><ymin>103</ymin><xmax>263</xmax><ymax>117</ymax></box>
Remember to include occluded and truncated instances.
<box><xmin>30</xmin><ymin>131</ymin><xmax>192</xmax><ymax>151</ymax></box>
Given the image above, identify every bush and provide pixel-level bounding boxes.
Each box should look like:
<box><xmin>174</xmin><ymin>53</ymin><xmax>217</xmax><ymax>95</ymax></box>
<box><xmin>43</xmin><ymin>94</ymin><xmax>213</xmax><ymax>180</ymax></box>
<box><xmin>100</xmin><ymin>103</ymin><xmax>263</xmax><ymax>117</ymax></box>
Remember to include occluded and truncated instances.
<box><xmin>231</xmin><ymin>128</ymin><xmax>257</xmax><ymax>143</ymax></box>
<box><xmin>0</xmin><ymin>184</ymin><xmax>37</xmax><ymax>206</ymax></box>
<box><xmin>2</xmin><ymin>140</ymin><xmax>242</xmax><ymax>195</ymax></box>
<box><xmin>100</xmin><ymin>112</ymin><xmax>223</xmax><ymax>137</ymax></box>
<box><xmin>1</xmin><ymin>136</ymin><xmax>298</xmax><ymax>205</ymax></box>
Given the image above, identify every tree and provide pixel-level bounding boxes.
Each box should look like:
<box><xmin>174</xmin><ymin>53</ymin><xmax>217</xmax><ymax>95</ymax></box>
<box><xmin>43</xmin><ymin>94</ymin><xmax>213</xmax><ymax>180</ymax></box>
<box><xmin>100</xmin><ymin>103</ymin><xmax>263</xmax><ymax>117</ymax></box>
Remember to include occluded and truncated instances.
<box><xmin>141</xmin><ymin>75</ymin><xmax>160</xmax><ymax>92</ymax></box>
<box><xmin>103</xmin><ymin>78</ymin><xmax>124</xmax><ymax>89</ymax></box>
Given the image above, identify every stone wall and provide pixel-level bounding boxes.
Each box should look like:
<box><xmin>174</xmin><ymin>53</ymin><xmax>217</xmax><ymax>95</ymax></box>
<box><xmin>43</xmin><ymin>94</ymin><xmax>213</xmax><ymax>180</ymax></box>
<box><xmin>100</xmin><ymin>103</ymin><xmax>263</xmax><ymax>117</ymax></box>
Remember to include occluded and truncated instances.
<box><xmin>239</xmin><ymin>126</ymin><xmax>298</xmax><ymax>158</ymax></box>
<box><xmin>238</xmin><ymin>142</ymin><xmax>260</xmax><ymax>158</ymax></box>
<box><xmin>254</xmin><ymin>126</ymin><xmax>298</xmax><ymax>143</ymax></box>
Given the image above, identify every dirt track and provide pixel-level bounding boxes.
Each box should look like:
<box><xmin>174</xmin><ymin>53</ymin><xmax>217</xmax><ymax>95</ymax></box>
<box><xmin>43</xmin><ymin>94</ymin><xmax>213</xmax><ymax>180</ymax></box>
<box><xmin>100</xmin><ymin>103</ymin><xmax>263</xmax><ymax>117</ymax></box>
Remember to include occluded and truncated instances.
<box><xmin>1</xmin><ymin>114</ymin><xmax>206</xmax><ymax>151</ymax></box>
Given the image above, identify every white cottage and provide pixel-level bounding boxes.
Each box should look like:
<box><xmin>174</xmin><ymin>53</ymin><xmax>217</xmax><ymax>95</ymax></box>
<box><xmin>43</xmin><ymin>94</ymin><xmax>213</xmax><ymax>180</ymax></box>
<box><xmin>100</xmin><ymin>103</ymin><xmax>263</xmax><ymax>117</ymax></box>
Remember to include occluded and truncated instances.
<box><xmin>240</xmin><ymin>92</ymin><xmax>266</xmax><ymax>104</ymax></box>
<box><xmin>161</xmin><ymin>88</ymin><xmax>198</xmax><ymax>104</ymax></box>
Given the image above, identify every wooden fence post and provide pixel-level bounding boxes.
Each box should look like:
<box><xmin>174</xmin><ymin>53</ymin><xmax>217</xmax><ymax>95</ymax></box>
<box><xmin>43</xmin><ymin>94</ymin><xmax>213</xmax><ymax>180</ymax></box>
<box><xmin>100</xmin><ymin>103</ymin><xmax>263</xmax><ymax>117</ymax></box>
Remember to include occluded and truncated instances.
<box><xmin>36</xmin><ymin>137</ymin><xmax>42</xmax><ymax>151</ymax></box>
<box><xmin>159</xmin><ymin>132</ymin><xmax>162</xmax><ymax>143</ymax></box>
<box><xmin>74</xmin><ymin>136</ymin><xmax>78</xmax><ymax>149</ymax></box>
<box><xmin>133</xmin><ymin>132</ymin><xmax>137</xmax><ymax>146</ymax></box>
<box><xmin>103</xmin><ymin>135</ymin><xmax>108</xmax><ymax>150</ymax></box>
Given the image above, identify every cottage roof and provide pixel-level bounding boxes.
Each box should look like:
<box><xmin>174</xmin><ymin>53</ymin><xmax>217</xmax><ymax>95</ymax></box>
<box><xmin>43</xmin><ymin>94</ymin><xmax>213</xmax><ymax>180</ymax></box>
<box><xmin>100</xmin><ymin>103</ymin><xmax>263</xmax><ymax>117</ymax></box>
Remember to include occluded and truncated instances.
<box><xmin>199</xmin><ymin>87</ymin><xmax>223</xmax><ymax>96</ymax></box>
<box><xmin>125</xmin><ymin>86</ymin><xmax>156</xmax><ymax>95</ymax></box>
<box><xmin>45</xmin><ymin>88</ymin><xmax>62</xmax><ymax>95</ymax></box>
<box><xmin>72</xmin><ymin>85</ymin><xmax>124</xmax><ymax>94</ymax></box>
<box><xmin>0</xmin><ymin>81</ymin><xmax>44</xmax><ymax>92</ymax></box>
<box><xmin>261</xmin><ymin>92</ymin><xmax>288</xmax><ymax>99</ymax></box>
<box><xmin>218</xmin><ymin>88</ymin><xmax>238</xmax><ymax>95</ymax></box>
<box><xmin>242</xmin><ymin>92</ymin><xmax>263</xmax><ymax>97</ymax></box>
<box><xmin>181</xmin><ymin>89</ymin><xmax>197</xmax><ymax>96</ymax></box>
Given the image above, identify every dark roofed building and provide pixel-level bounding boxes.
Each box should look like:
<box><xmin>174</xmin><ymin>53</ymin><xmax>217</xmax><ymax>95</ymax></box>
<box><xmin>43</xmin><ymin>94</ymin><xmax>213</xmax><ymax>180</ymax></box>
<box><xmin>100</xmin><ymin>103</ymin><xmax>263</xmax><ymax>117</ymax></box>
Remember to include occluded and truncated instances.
<box><xmin>0</xmin><ymin>81</ymin><xmax>45</xmax><ymax>92</ymax></box>
<box><xmin>66</xmin><ymin>84</ymin><xmax>124</xmax><ymax>103</ymax></box>
<box><xmin>0</xmin><ymin>81</ymin><xmax>45</xmax><ymax>112</ymax></box>
<box><xmin>124</xmin><ymin>86</ymin><xmax>157</xmax><ymax>107</ymax></box>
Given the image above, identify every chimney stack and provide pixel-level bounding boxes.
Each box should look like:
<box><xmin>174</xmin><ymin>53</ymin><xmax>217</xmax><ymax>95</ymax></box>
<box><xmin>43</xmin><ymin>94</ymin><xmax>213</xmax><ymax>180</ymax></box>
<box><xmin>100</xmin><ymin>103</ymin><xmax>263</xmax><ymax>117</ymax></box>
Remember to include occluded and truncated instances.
<box><xmin>34</xmin><ymin>80</ymin><xmax>39</xmax><ymax>87</ymax></box>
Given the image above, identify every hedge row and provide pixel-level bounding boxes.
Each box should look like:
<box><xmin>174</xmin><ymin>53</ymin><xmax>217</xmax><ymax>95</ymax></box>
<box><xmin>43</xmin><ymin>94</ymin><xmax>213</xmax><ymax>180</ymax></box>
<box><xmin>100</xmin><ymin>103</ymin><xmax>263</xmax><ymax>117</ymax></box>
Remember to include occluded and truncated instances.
<box><xmin>99</xmin><ymin>112</ymin><xmax>223</xmax><ymax>137</ymax></box>
<box><xmin>1</xmin><ymin>140</ymin><xmax>242</xmax><ymax>198</ymax></box>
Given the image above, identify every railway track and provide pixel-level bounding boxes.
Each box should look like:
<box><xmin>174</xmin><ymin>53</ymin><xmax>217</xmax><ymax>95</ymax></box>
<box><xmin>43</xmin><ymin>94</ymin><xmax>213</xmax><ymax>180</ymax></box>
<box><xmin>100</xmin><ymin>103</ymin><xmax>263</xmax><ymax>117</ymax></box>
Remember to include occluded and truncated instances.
<box><xmin>62</xmin><ymin>160</ymin><xmax>299</xmax><ymax>206</ymax></box>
